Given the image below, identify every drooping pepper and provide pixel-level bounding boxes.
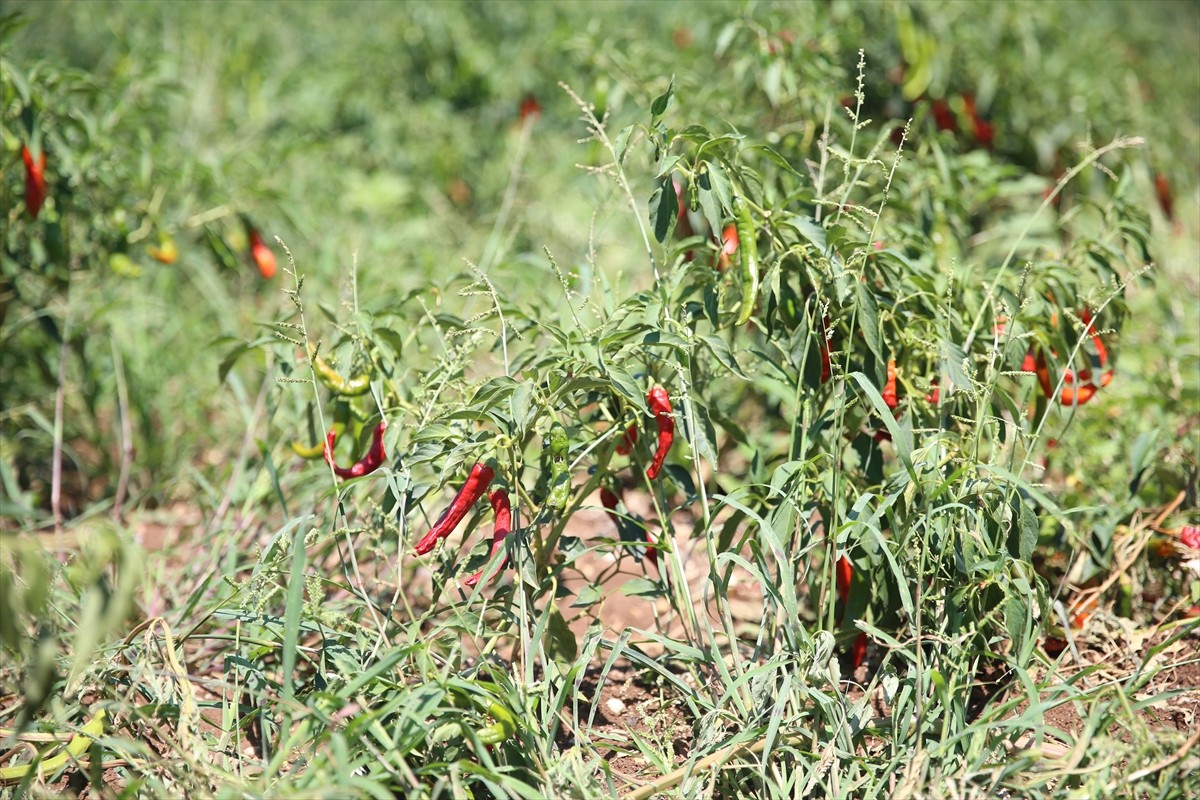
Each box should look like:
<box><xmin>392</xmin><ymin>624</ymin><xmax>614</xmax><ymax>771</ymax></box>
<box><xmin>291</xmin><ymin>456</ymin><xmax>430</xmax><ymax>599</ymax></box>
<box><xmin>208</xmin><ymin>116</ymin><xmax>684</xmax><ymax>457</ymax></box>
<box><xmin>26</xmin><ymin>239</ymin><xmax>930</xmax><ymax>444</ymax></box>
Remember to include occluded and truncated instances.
<box><xmin>733</xmin><ymin>196</ymin><xmax>759</xmax><ymax>326</ymax></box>
<box><xmin>309</xmin><ymin>344</ymin><xmax>371</xmax><ymax>396</ymax></box>
<box><xmin>149</xmin><ymin>232</ymin><xmax>179</xmax><ymax>265</ymax></box>
<box><xmin>835</xmin><ymin>555</ymin><xmax>852</xmax><ymax>607</ymax></box>
<box><xmin>247</xmin><ymin>225</ymin><xmax>277</xmax><ymax>279</ymax></box>
<box><xmin>819</xmin><ymin>316</ymin><xmax>832</xmax><ymax>384</ymax></box>
<box><xmin>292</xmin><ymin>399</ymin><xmax>352</xmax><ymax>459</ymax></box>
<box><xmin>882</xmin><ymin>359</ymin><xmax>899</xmax><ymax>409</ymax></box>
<box><xmin>464</xmin><ymin>489</ymin><xmax>512</xmax><ymax>587</ymax></box>
<box><xmin>324</xmin><ymin>421</ymin><xmax>387</xmax><ymax>479</ymax></box>
<box><xmin>645</xmin><ymin>386</ymin><xmax>674</xmax><ymax>480</ymax></box>
<box><xmin>834</xmin><ymin>555</ymin><xmax>867</xmax><ymax>669</ymax></box>
<box><xmin>22</xmin><ymin>146</ymin><xmax>47</xmax><ymax>220</ymax></box>
<box><xmin>925</xmin><ymin>377</ymin><xmax>940</xmax><ymax>405</ymax></box>
<box><xmin>615</xmin><ymin>424</ymin><xmax>638</xmax><ymax>456</ymax></box>
<box><xmin>414</xmin><ymin>462</ymin><xmax>495</xmax><ymax>555</ymax></box>
<box><xmin>545</xmin><ymin>422</ymin><xmax>571</xmax><ymax>509</ymax></box>
<box><xmin>717</xmin><ymin>223</ymin><xmax>738</xmax><ymax>271</ymax></box>
<box><xmin>1033</xmin><ymin>309</ymin><xmax>1113</xmax><ymax>406</ymax></box>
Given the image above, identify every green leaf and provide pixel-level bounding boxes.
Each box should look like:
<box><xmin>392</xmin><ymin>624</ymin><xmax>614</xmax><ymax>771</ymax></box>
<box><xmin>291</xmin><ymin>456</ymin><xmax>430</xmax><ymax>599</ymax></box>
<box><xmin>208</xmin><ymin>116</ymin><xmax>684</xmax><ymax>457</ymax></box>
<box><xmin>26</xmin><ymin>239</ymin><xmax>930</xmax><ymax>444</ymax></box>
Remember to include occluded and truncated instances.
<box><xmin>649</xmin><ymin>177</ymin><xmax>676</xmax><ymax>245</ymax></box>
<box><xmin>650</xmin><ymin>76</ymin><xmax>675</xmax><ymax>117</ymax></box>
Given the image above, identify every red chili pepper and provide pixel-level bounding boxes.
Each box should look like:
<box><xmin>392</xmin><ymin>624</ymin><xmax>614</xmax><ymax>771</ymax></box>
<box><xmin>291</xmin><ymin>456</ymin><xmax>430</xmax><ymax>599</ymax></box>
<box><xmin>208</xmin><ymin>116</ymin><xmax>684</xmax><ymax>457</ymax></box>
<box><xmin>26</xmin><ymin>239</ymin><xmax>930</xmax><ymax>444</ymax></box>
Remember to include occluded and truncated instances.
<box><xmin>962</xmin><ymin>93</ymin><xmax>994</xmax><ymax>149</ymax></box>
<box><xmin>600</xmin><ymin>487</ymin><xmax>621</xmax><ymax>525</ymax></box>
<box><xmin>1181</xmin><ymin>525</ymin><xmax>1200</xmax><ymax>550</ymax></box>
<box><xmin>615</xmin><ymin>424</ymin><xmax>638</xmax><ymax>456</ymax></box>
<box><xmin>925</xmin><ymin>378</ymin><xmax>940</xmax><ymax>405</ymax></box>
<box><xmin>249</xmin><ymin>228</ymin><xmax>277</xmax><ymax>279</ymax></box>
<box><xmin>645</xmin><ymin>387</ymin><xmax>674</xmax><ymax>480</ymax></box>
<box><xmin>22</xmin><ymin>146</ymin><xmax>47</xmax><ymax>220</ymax></box>
<box><xmin>1155</xmin><ymin>172</ymin><xmax>1175</xmax><ymax>222</ymax></box>
<box><xmin>882</xmin><ymin>359</ymin><xmax>899</xmax><ymax>410</ymax></box>
<box><xmin>835</xmin><ymin>555</ymin><xmax>852</xmax><ymax>607</ymax></box>
<box><xmin>518</xmin><ymin>94</ymin><xmax>541</xmax><ymax>122</ymax></box>
<box><xmin>716</xmin><ymin>223</ymin><xmax>738</xmax><ymax>271</ymax></box>
<box><xmin>1033</xmin><ymin>310</ymin><xmax>1113</xmax><ymax>406</ymax></box>
<box><xmin>464</xmin><ymin>489</ymin><xmax>512</xmax><ymax>587</ymax></box>
<box><xmin>324</xmin><ymin>421</ymin><xmax>387</xmax><ymax>479</ymax></box>
<box><xmin>930</xmin><ymin>97</ymin><xmax>956</xmax><ymax>132</ymax></box>
<box><xmin>819</xmin><ymin>316</ymin><xmax>832</xmax><ymax>384</ymax></box>
<box><xmin>1021</xmin><ymin>349</ymin><xmax>1038</xmax><ymax>372</ymax></box>
<box><xmin>850</xmin><ymin>631</ymin><xmax>868</xmax><ymax>669</ymax></box>
<box><xmin>414</xmin><ymin>462</ymin><xmax>495</xmax><ymax>555</ymax></box>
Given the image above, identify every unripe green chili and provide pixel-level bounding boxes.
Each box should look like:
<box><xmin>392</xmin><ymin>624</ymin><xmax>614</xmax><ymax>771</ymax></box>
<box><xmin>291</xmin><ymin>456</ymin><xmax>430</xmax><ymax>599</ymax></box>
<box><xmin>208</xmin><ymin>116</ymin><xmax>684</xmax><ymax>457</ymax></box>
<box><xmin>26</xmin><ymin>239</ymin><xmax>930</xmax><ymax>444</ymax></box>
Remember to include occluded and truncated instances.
<box><xmin>448</xmin><ymin>682</ymin><xmax>517</xmax><ymax>745</ymax></box>
<box><xmin>309</xmin><ymin>344</ymin><xmax>371</xmax><ymax>396</ymax></box>
<box><xmin>545</xmin><ymin>421</ymin><xmax>570</xmax><ymax>509</ymax></box>
<box><xmin>733</xmin><ymin>195</ymin><xmax>759</xmax><ymax>326</ymax></box>
<box><xmin>291</xmin><ymin>400</ymin><xmax>352</xmax><ymax>459</ymax></box>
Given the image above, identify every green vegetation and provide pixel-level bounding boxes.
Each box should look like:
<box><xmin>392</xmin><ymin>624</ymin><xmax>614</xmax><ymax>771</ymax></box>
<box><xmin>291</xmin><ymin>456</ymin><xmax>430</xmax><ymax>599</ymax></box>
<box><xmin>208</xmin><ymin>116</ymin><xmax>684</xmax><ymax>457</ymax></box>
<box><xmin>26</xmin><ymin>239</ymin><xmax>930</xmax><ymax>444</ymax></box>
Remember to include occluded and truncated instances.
<box><xmin>2</xmin><ymin>1</ymin><xmax>1198</xmax><ymax>797</ymax></box>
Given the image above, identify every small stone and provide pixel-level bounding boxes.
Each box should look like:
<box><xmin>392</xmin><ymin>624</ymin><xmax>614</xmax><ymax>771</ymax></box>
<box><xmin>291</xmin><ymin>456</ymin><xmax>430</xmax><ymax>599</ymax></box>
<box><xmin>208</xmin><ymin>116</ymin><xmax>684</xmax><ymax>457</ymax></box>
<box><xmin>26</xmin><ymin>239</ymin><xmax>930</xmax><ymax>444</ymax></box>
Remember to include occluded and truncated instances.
<box><xmin>605</xmin><ymin>697</ymin><xmax>626</xmax><ymax>716</ymax></box>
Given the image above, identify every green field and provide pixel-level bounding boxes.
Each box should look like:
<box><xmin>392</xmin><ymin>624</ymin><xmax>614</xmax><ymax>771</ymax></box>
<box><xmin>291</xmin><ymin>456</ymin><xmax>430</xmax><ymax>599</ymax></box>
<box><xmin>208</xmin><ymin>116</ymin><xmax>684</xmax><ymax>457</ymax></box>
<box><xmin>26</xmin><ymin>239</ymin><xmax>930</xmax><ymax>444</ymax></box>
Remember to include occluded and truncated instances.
<box><xmin>2</xmin><ymin>2</ymin><xmax>1199</xmax><ymax>797</ymax></box>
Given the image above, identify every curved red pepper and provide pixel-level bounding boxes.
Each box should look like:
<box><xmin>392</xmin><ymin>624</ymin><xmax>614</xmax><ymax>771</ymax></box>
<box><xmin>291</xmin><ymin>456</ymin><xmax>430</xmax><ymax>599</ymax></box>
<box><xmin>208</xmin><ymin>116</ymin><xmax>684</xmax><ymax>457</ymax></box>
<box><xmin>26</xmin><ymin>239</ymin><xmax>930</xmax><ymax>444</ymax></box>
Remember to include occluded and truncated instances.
<box><xmin>464</xmin><ymin>489</ymin><xmax>512</xmax><ymax>587</ymax></box>
<box><xmin>324</xmin><ymin>421</ymin><xmax>387</xmax><ymax>479</ymax></box>
<box><xmin>882</xmin><ymin>359</ymin><xmax>899</xmax><ymax>409</ymax></box>
<box><xmin>925</xmin><ymin>378</ymin><xmax>940</xmax><ymax>405</ymax></box>
<box><xmin>645</xmin><ymin>387</ymin><xmax>674</xmax><ymax>480</ymax></box>
<box><xmin>615</xmin><ymin>425</ymin><xmax>638</xmax><ymax>456</ymax></box>
<box><xmin>249</xmin><ymin>228</ymin><xmax>277</xmax><ymax>279</ymax></box>
<box><xmin>850</xmin><ymin>631</ymin><xmax>868</xmax><ymax>669</ymax></box>
<box><xmin>22</xmin><ymin>146</ymin><xmax>46</xmax><ymax>220</ymax></box>
<box><xmin>414</xmin><ymin>462</ymin><xmax>495</xmax><ymax>555</ymax></box>
<box><xmin>835</xmin><ymin>555</ymin><xmax>852</xmax><ymax>607</ymax></box>
<box><xmin>819</xmin><ymin>316</ymin><xmax>832</xmax><ymax>384</ymax></box>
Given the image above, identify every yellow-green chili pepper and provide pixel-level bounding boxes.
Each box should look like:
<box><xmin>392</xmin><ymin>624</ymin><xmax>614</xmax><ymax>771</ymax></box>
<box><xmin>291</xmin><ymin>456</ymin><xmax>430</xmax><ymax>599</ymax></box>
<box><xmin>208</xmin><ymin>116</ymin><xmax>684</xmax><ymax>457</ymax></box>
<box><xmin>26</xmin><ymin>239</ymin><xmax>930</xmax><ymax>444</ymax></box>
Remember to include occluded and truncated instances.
<box><xmin>0</xmin><ymin>709</ymin><xmax>106</xmax><ymax>784</ymax></box>
<box><xmin>733</xmin><ymin>194</ymin><xmax>759</xmax><ymax>326</ymax></box>
<box><xmin>291</xmin><ymin>400</ymin><xmax>351</xmax><ymax>459</ymax></box>
<box><xmin>308</xmin><ymin>344</ymin><xmax>371</xmax><ymax>396</ymax></box>
<box><xmin>546</xmin><ymin>421</ymin><xmax>570</xmax><ymax>510</ymax></box>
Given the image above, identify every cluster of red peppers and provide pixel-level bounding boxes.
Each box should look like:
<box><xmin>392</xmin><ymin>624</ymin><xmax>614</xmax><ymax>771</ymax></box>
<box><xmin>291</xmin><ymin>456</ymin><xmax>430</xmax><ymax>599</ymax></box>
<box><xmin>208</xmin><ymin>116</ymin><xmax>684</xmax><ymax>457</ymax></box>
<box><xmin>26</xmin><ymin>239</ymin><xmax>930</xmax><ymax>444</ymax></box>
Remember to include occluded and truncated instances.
<box><xmin>412</xmin><ymin>463</ymin><xmax>515</xmax><ymax>588</ymax></box>
<box><xmin>1028</xmin><ymin>308</ymin><xmax>1114</xmax><ymax>407</ymax></box>
<box><xmin>22</xmin><ymin>145</ymin><xmax>47</xmax><ymax>220</ymax></box>
<box><xmin>604</xmin><ymin>386</ymin><xmax>675</xmax><ymax>566</ymax></box>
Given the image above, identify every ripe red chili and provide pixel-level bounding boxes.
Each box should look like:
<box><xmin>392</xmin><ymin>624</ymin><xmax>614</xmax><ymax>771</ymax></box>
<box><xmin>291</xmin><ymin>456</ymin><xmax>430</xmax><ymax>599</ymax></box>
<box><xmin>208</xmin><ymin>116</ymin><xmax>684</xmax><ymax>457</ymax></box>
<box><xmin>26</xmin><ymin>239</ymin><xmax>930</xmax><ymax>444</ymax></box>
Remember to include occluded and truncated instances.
<box><xmin>1180</xmin><ymin>525</ymin><xmax>1200</xmax><ymax>550</ymax></box>
<box><xmin>645</xmin><ymin>387</ymin><xmax>674</xmax><ymax>480</ymax></box>
<box><xmin>324</xmin><ymin>421</ymin><xmax>387</xmax><ymax>479</ymax></box>
<box><xmin>835</xmin><ymin>555</ymin><xmax>852</xmax><ymax>607</ymax></box>
<box><xmin>414</xmin><ymin>462</ymin><xmax>495</xmax><ymax>555</ymax></box>
<box><xmin>717</xmin><ymin>223</ymin><xmax>738</xmax><ymax>271</ymax></box>
<box><xmin>930</xmin><ymin>97</ymin><xmax>956</xmax><ymax>132</ymax></box>
<box><xmin>615</xmin><ymin>424</ymin><xmax>638</xmax><ymax>456</ymax></box>
<box><xmin>961</xmin><ymin>93</ymin><xmax>994</xmax><ymax>150</ymax></box>
<box><xmin>518</xmin><ymin>94</ymin><xmax>541</xmax><ymax>122</ymax></box>
<box><xmin>819</xmin><ymin>316</ymin><xmax>832</xmax><ymax>384</ymax></box>
<box><xmin>925</xmin><ymin>378</ymin><xmax>940</xmax><ymax>405</ymax></box>
<box><xmin>464</xmin><ymin>489</ymin><xmax>512</xmax><ymax>587</ymax></box>
<box><xmin>249</xmin><ymin>228</ymin><xmax>277</xmax><ymax>279</ymax></box>
<box><xmin>882</xmin><ymin>359</ymin><xmax>899</xmax><ymax>409</ymax></box>
<box><xmin>850</xmin><ymin>631</ymin><xmax>868</xmax><ymax>669</ymax></box>
<box><xmin>1155</xmin><ymin>172</ymin><xmax>1174</xmax><ymax>222</ymax></box>
<box><xmin>600</xmin><ymin>487</ymin><xmax>621</xmax><ymax>525</ymax></box>
<box><xmin>22</xmin><ymin>146</ymin><xmax>47</xmax><ymax>220</ymax></box>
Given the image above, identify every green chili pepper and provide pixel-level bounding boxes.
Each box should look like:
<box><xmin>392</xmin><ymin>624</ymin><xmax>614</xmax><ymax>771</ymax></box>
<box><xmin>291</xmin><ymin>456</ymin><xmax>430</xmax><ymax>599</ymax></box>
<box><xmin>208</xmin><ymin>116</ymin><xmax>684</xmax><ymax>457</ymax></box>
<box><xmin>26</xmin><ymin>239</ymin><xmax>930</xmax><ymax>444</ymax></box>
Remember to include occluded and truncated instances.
<box><xmin>448</xmin><ymin>682</ymin><xmax>517</xmax><ymax>745</ymax></box>
<box><xmin>546</xmin><ymin>421</ymin><xmax>570</xmax><ymax>509</ymax></box>
<box><xmin>309</xmin><ymin>344</ymin><xmax>372</xmax><ymax>396</ymax></box>
<box><xmin>733</xmin><ymin>194</ymin><xmax>759</xmax><ymax>326</ymax></box>
<box><xmin>291</xmin><ymin>400</ymin><xmax>351</xmax><ymax>460</ymax></box>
